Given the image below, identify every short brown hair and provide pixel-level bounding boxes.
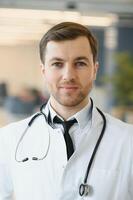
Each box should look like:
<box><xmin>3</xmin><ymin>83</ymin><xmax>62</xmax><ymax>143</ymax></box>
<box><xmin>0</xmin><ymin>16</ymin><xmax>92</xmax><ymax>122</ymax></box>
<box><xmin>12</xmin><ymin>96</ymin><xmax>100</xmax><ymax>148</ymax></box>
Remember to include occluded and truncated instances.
<box><xmin>39</xmin><ymin>22</ymin><xmax>98</xmax><ymax>64</ymax></box>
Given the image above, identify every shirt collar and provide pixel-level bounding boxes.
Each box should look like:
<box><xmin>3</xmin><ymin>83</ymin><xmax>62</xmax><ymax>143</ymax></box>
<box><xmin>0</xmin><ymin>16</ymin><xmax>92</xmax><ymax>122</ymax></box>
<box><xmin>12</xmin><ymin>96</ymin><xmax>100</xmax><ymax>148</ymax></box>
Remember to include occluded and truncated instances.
<box><xmin>43</xmin><ymin>99</ymin><xmax>92</xmax><ymax>129</ymax></box>
<box><xmin>72</xmin><ymin>101</ymin><xmax>92</xmax><ymax>129</ymax></box>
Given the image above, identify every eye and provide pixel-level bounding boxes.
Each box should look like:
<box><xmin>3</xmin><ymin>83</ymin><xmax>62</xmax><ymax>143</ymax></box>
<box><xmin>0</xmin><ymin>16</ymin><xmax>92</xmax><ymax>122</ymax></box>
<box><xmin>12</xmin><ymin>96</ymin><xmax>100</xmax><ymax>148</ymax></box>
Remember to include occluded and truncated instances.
<box><xmin>75</xmin><ymin>61</ymin><xmax>87</xmax><ymax>67</ymax></box>
<box><xmin>51</xmin><ymin>62</ymin><xmax>63</xmax><ymax>68</ymax></box>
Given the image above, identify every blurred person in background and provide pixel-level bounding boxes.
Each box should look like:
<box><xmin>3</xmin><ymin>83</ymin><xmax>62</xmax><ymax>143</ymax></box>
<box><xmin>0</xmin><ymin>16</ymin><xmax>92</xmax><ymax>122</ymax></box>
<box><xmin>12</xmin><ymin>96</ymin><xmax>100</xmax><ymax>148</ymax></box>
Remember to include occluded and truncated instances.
<box><xmin>0</xmin><ymin>22</ymin><xmax>133</xmax><ymax>200</ymax></box>
<box><xmin>0</xmin><ymin>82</ymin><xmax>8</xmax><ymax>106</ymax></box>
<box><xmin>30</xmin><ymin>88</ymin><xmax>48</xmax><ymax>109</ymax></box>
<box><xmin>4</xmin><ymin>87</ymin><xmax>46</xmax><ymax>122</ymax></box>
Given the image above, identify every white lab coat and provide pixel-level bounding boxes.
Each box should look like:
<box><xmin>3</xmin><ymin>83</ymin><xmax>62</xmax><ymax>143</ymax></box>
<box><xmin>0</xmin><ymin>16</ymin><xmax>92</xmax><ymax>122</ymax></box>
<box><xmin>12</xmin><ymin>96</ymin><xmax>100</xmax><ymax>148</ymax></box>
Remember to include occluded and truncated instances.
<box><xmin>0</xmin><ymin>105</ymin><xmax>133</xmax><ymax>200</ymax></box>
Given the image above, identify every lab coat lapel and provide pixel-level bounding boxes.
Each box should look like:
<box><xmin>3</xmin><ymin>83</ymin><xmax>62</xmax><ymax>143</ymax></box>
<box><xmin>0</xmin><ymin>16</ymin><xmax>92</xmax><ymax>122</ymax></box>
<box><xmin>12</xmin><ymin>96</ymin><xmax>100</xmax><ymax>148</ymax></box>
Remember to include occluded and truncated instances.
<box><xmin>69</xmin><ymin>106</ymin><xmax>104</xmax><ymax>163</ymax></box>
<box><xmin>77</xmin><ymin>106</ymin><xmax>104</xmax><ymax>161</ymax></box>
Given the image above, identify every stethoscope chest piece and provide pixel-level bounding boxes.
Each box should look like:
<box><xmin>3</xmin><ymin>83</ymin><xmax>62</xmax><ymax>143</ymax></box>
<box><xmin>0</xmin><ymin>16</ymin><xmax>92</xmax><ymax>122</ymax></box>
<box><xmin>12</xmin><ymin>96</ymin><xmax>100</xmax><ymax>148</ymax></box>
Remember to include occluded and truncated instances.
<box><xmin>79</xmin><ymin>183</ymin><xmax>90</xmax><ymax>196</ymax></box>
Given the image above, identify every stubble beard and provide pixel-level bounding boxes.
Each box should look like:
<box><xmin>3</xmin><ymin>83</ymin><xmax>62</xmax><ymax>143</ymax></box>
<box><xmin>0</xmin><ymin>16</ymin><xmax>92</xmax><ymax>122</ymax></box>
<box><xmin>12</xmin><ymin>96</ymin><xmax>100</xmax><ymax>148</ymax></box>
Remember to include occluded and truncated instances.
<box><xmin>52</xmin><ymin>86</ymin><xmax>93</xmax><ymax>108</ymax></box>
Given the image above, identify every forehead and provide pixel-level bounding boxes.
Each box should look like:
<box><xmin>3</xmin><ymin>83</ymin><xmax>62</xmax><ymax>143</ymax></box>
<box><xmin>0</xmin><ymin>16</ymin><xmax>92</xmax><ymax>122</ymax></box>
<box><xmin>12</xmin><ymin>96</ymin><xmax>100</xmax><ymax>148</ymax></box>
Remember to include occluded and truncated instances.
<box><xmin>45</xmin><ymin>36</ymin><xmax>92</xmax><ymax>60</ymax></box>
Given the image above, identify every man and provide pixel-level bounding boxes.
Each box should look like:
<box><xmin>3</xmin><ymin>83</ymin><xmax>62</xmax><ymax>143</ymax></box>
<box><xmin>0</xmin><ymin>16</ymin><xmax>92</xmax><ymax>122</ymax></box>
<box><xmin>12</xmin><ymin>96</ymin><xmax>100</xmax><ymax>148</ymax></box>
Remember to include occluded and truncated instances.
<box><xmin>0</xmin><ymin>22</ymin><xmax>133</xmax><ymax>200</ymax></box>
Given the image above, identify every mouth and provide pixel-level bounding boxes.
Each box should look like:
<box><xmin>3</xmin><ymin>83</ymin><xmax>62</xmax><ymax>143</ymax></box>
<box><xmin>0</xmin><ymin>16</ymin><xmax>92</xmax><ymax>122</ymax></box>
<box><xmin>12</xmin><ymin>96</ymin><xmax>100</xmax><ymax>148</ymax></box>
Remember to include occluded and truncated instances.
<box><xmin>59</xmin><ymin>85</ymin><xmax>79</xmax><ymax>92</ymax></box>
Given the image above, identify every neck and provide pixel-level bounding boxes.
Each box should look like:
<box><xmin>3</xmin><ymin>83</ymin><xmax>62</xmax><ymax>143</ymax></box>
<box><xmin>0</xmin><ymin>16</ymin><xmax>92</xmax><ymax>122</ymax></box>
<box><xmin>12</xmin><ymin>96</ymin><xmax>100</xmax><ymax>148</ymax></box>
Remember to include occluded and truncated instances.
<box><xmin>50</xmin><ymin>96</ymin><xmax>90</xmax><ymax>120</ymax></box>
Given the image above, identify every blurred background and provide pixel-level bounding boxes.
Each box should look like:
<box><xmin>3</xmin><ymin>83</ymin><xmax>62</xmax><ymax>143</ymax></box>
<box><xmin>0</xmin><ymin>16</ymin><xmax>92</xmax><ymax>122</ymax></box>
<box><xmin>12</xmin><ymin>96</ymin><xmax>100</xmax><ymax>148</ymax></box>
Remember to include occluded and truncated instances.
<box><xmin>0</xmin><ymin>0</ymin><xmax>133</xmax><ymax>126</ymax></box>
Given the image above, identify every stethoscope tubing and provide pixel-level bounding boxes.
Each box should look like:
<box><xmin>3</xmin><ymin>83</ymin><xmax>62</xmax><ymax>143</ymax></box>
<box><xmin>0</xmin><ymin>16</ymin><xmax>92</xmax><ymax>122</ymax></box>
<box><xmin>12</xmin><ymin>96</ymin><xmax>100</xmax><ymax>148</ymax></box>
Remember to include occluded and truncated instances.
<box><xmin>83</xmin><ymin>107</ymin><xmax>106</xmax><ymax>184</ymax></box>
<box><xmin>15</xmin><ymin>99</ymin><xmax>106</xmax><ymax>197</ymax></box>
<box><xmin>79</xmin><ymin>106</ymin><xmax>106</xmax><ymax>196</ymax></box>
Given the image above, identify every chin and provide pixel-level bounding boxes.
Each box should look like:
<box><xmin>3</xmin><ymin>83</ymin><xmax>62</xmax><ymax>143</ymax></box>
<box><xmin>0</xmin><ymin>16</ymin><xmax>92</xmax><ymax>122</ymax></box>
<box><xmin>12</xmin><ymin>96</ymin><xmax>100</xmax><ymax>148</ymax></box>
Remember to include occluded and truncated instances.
<box><xmin>57</xmin><ymin>97</ymin><xmax>86</xmax><ymax>107</ymax></box>
<box><xmin>51</xmin><ymin>91</ymin><xmax>89</xmax><ymax>107</ymax></box>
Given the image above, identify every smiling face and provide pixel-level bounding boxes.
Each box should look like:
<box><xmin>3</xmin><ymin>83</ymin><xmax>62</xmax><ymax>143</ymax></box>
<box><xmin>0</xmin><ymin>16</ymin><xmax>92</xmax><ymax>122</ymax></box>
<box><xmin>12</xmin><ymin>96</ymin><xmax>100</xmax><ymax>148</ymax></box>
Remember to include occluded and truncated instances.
<box><xmin>42</xmin><ymin>36</ymin><xmax>98</xmax><ymax>111</ymax></box>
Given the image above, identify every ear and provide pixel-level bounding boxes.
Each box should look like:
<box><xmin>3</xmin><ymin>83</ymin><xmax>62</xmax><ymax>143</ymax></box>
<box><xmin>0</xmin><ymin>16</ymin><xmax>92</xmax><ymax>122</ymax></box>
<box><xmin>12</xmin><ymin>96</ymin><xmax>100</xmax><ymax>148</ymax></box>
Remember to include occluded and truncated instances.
<box><xmin>93</xmin><ymin>61</ymin><xmax>99</xmax><ymax>80</ymax></box>
<box><xmin>40</xmin><ymin>62</ymin><xmax>45</xmax><ymax>75</ymax></box>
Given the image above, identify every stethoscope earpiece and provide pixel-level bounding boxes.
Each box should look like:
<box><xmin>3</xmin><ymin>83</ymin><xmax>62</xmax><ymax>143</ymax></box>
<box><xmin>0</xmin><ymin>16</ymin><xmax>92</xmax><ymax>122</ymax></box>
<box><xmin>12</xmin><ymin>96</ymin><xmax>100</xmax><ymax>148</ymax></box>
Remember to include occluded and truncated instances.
<box><xmin>22</xmin><ymin>158</ymin><xmax>29</xmax><ymax>162</ymax></box>
<box><xmin>32</xmin><ymin>157</ymin><xmax>39</xmax><ymax>160</ymax></box>
<box><xmin>21</xmin><ymin>157</ymin><xmax>39</xmax><ymax>162</ymax></box>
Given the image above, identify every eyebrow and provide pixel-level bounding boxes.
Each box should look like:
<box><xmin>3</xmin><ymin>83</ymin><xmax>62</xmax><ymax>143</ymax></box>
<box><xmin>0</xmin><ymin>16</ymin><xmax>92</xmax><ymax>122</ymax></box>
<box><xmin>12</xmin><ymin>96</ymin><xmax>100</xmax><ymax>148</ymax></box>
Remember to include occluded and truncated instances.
<box><xmin>75</xmin><ymin>56</ymin><xmax>90</xmax><ymax>62</ymax></box>
<box><xmin>49</xmin><ymin>57</ymin><xmax>64</xmax><ymax>62</ymax></box>
<box><xmin>49</xmin><ymin>56</ymin><xmax>90</xmax><ymax>62</ymax></box>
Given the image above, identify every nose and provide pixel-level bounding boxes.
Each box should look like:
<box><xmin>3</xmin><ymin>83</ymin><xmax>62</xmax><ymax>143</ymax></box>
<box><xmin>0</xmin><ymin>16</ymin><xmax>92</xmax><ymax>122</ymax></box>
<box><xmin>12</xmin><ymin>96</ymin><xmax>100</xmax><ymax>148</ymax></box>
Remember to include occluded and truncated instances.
<box><xmin>62</xmin><ymin>64</ymin><xmax>76</xmax><ymax>81</ymax></box>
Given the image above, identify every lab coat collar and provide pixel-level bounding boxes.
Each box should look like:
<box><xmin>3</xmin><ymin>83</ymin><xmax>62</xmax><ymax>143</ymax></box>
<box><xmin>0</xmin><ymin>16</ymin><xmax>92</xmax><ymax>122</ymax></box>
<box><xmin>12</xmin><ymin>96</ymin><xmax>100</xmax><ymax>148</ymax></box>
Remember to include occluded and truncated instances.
<box><xmin>42</xmin><ymin>99</ymin><xmax>92</xmax><ymax>130</ymax></box>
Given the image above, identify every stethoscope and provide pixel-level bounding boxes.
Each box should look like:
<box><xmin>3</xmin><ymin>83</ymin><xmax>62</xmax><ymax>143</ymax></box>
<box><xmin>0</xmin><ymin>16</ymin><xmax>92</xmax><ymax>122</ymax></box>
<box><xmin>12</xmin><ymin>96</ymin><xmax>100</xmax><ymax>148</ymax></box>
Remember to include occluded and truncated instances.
<box><xmin>15</xmin><ymin>98</ymin><xmax>106</xmax><ymax>197</ymax></box>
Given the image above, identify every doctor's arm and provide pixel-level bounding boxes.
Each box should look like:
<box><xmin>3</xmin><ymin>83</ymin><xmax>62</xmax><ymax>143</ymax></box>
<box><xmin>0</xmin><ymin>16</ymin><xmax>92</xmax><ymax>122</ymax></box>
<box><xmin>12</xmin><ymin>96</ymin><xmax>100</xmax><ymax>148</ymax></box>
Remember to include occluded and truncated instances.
<box><xmin>0</xmin><ymin>130</ymin><xmax>13</xmax><ymax>200</ymax></box>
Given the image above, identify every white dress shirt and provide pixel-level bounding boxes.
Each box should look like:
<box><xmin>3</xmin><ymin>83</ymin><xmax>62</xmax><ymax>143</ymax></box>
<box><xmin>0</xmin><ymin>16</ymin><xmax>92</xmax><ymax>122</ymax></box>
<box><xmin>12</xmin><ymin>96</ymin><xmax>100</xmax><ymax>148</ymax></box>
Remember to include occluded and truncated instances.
<box><xmin>45</xmin><ymin>100</ymin><xmax>92</xmax><ymax>150</ymax></box>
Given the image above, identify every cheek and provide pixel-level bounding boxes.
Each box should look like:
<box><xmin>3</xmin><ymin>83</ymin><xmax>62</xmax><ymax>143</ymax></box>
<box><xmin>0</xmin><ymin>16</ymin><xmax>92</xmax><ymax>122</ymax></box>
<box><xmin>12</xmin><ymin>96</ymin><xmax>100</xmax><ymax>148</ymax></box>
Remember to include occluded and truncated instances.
<box><xmin>45</xmin><ymin>74</ymin><xmax>53</xmax><ymax>83</ymax></box>
<box><xmin>79</xmin><ymin>71</ymin><xmax>95</xmax><ymax>86</ymax></box>
<box><xmin>44</xmin><ymin>71</ymin><xmax>58</xmax><ymax>88</ymax></box>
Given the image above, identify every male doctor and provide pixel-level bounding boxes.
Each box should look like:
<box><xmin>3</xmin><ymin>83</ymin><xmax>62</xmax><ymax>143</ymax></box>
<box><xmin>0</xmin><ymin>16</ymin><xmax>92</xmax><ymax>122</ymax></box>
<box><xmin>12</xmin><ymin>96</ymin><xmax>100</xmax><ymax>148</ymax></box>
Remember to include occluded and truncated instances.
<box><xmin>0</xmin><ymin>22</ymin><xmax>133</xmax><ymax>200</ymax></box>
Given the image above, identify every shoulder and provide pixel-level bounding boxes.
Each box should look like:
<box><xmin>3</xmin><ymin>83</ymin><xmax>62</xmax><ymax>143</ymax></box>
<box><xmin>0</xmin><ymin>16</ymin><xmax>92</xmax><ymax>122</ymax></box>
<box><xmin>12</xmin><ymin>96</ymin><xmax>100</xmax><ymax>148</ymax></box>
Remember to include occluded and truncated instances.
<box><xmin>105</xmin><ymin>112</ymin><xmax>133</xmax><ymax>129</ymax></box>
<box><xmin>104</xmin><ymin>112</ymin><xmax>133</xmax><ymax>139</ymax></box>
<box><xmin>0</xmin><ymin>115</ymin><xmax>34</xmax><ymax>142</ymax></box>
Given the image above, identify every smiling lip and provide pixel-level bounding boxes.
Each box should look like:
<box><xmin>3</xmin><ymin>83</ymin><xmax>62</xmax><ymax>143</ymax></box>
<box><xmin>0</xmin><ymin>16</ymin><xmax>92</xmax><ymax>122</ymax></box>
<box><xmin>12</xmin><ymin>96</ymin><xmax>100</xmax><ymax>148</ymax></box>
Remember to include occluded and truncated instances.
<box><xmin>60</xmin><ymin>85</ymin><xmax>78</xmax><ymax>88</ymax></box>
<box><xmin>59</xmin><ymin>85</ymin><xmax>79</xmax><ymax>89</ymax></box>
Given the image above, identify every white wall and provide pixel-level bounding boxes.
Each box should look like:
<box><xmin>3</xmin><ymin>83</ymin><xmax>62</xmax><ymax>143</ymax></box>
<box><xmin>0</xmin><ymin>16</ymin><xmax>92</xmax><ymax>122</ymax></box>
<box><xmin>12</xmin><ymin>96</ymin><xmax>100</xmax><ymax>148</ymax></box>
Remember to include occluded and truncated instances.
<box><xmin>0</xmin><ymin>43</ymin><xmax>44</xmax><ymax>95</ymax></box>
